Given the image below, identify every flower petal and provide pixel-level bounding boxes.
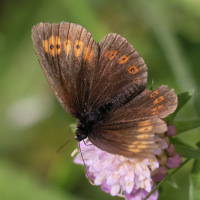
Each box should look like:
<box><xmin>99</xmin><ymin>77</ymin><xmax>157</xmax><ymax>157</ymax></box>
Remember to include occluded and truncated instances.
<box><xmin>110</xmin><ymin>184</ymin><xmax>120</xmax><ymax>196</ymax></box>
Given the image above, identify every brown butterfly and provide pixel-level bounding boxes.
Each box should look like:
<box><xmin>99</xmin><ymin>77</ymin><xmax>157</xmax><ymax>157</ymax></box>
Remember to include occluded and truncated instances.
<box><xmin>31</xmin><ymin>22</ymin><xmax>177</xmax><ymax>159</ymax></box>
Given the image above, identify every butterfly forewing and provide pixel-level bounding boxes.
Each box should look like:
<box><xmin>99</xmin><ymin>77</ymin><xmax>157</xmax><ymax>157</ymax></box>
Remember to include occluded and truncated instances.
<box><xmin>88</xmin><ymin>33</ymin><xmax>147</xmax><ymax>110</ymax></box>
<box><xmin>31</xmin><ymin>22</ymin><xmax>99</xmax><ymax>117</ymax></box>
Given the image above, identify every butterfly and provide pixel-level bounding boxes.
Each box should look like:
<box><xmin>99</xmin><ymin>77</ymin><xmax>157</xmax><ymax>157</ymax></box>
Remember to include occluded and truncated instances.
<box><xmin>31</xmin><ymin>22</ymin><xmax>177</xmax><ymax>159</ymax></box>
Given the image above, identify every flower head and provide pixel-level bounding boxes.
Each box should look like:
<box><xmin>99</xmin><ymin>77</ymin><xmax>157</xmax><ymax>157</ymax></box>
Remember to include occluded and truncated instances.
<box><xmin>73</xmin><ymin>136</ymin><xmax>168</xmax><ymax>198</ymax></box>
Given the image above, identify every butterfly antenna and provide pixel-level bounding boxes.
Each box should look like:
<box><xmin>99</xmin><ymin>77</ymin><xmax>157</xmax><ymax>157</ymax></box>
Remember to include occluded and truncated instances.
<box><xmin>83</xmin><ymin>139</ymin><xmax>93</xmax><ymax>147</ymax></box>
<box><xmin>78</xmin><ymin>142</ymin><xmax>94</xmax><ymax>185</ymax></box>
<box><xmin>56</xmin><ymin>135</ymin><xmax>75</xmax><ymax>154</ymax></box>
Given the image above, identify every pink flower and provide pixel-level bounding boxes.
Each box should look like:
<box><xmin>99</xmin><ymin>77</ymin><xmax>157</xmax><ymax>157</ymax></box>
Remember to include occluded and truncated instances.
<box><xmin>73</xmin><ymin>136</ymin><xmax>168</xmax><ymax>198</ymax></box>
<box><xmin>124</xmin><ymin>184</ymin><xmax>158</xmax><ymax>200</ymax></box>
<box><xmin>166</xmin><ymin>153</ymin><xmax>182</xmax><ymax>168</ymax></box>
<box><xmin>153</xmin><ymin>166</ymin><xmax>168</xmax><ymax>182</ymax></box>
<box><xmin>166</xmin><ymin>125</ymin><xmax>177</xmax><ymax>136</ymax></box>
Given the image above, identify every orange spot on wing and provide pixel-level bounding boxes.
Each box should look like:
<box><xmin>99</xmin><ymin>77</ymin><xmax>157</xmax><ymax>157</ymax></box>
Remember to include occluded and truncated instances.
<box><xmin>43</xmin><ymin>40</ymin><xmax>49</xmax><ymax>53</ymax></box>
<box><xmin>83</xmin><ymin>45</ymin><xmax>93</xmax><ymax>63</ymax></box>
<box><xmin>109</xmin><ymin>50</ymin><xmax>118</xmax><ymax>60</ymax></box>
<box><xmin>56</xmin><ymin>36</ymin><xmax>61</xmax><ymax>55</ymax></box>
<box><xmin>151</xmin><ymin>111</ymin><xmax>158</xmax><ymax>115</ymax></box>
<box><xmin>138</xmin><ymin>120</ymin><xmax>151</xmax><ymax>127</ymax></box>
<box><xmin>128</xmin><ymin>148</ymin><xmax>141</xmax><ymax>153</ymax></box>
<box><xmin>137</xmin><ymin>126</ymin><xmax>153</xmax><ymax>133</ymax></box>
<box><xmin>143</xmin><ymin>90</ymin><xmax>150</xmax><ymax>95</ymax></box>
<box><xmin>74</xmin><ymin>40</ymin><xmax>83</xmax><ymax>57</ymax></box>
<box><xmin>64</xmin><ymin>39</ymin><xmax>71</xmax><ymax>54</ymax></box>
<box><xmin>150</xmin><ymin>91</ymin><xmax>159</xmax><ymax>98</ymax></box>
<box><xmin>138</xmin><ymin>145</ymin><xmax>147</xmax><ymax>149</ymax></box>
<box><xmin>83</xmin><ymin>45</ymin><xmax>89</xmax><ymax>61</ymax></box>
<box><xmin>128</xmin><ymin>66</ymin><xmax>139</xmax><ymax>74</ymax></box>
<box><xmin>152</xmin><ymin>105</ymin><xmax>164</xmax><ymax>111</ymax></box>
<box><xmin>136</xmin><ymin>134</ymin><xmax>150</xmax><ymax>139</ymax></box>
<box><xmin>87</xmin><ymin>50</ymin><xmax>93</xmax><ymax>63</ymax></box>
<box><xmin>132</xmin><ymin>141</ymin><xmax>149</xmax><ymax>145</ymax></box>
<box><xmin>49</xmin><ymin>36</ymin><xmax>55</xmax><ymax>57</ymax></box>
<box><xmin>118</xmin><ymin>55</ymin><xmax>129</xmax><ymax>64</ymax></box>
<box><xmin>153</xmin><ymin>96</ymin><xmax>164</xmax><ymax>104</ymax></box>
<box><xmin>133</xmin><ymin>78</ymin><xmax>140</xmax><ymax>83</ymax></box>
<box><xmin>104</xmin><ymin>50</ymin><xmax>109</xmax><ymax>57</ymax></box>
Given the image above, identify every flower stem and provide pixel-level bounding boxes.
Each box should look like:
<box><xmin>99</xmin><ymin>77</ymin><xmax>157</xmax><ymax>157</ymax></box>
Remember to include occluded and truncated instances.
<box><xmin>143</xmin><ymin>158</ymin><xmax>190</xmax><ymax>200</ymax></box>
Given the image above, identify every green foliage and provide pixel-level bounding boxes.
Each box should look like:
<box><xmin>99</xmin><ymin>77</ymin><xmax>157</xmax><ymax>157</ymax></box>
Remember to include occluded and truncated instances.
<box><xmin>189</xmin><ymin>173</ymin><xmax>200</xmax><ymax>200</ymax></box>
<box><xmin>170</xmin><ymin>138</ymin><xmax>200</xmax><ymax>159</ymax></box>
<box><xmin>173</xmin><ymin>119</ymin><xmax>200</xmax><ymax>134</ymax></box>
<box><xmin>144</xmin><ymin>159</ymin><xmax>190</xmax><ymax>200</ymax></box>
<box><xmin>166</xmin><ymin>91</ymin><xmax>193</xmax><ymax>123</ymax></box>
<box><xmin>0</xmin><ymin>159</ymin><xmax>84</xmax><ymax>200</ymax></box>
<box><xmin>167</xmin><ymin>175</ymin><xmax>179</xmax><ymax>189</ymax></box>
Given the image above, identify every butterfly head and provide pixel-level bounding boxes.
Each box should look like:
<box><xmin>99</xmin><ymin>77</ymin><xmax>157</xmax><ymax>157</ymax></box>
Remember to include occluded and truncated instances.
<box><xmin>75</xmin><ymin>123</ymin><xmax>88</xmax><ymax>142</ymax></box>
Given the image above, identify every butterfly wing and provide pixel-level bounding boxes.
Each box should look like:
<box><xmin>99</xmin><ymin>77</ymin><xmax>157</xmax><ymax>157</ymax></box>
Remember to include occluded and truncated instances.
<box><xmin>87</xmin><ymin>33</ymin><xmax>148</xmax><ymax>111</ymax></box>
<box><xmin>88</xmin><ymin>85</ymin><xmax>177</xmax><ymax>158</ymax></box>
<box><xmin>31</xmin><ymin>22</ymin><xmax>99</xmax><ymax>117</ymax></box>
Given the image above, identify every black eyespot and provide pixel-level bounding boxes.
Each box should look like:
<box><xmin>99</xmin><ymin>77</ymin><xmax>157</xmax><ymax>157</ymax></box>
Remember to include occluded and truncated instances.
<box><xmin>57</xmin><ymin>45</ymin><xmax>60</xmax><ymax>49</ymax></box>
<box><xmin>77</xmin><ymin>45</ymin><xmax>80</xmax><ymax>49</ymax></box>
<box><xmin>50</xmin><ymin>44</ymin><xmax>54</xmax><ymax>49</ymax></box>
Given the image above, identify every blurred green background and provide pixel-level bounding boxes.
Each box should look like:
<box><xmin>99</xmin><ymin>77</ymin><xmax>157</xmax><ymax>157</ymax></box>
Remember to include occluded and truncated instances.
<box><xmin>1</xmin><ymin>0</ymin><xmax>200</xmax><ymax>199</ymax></box>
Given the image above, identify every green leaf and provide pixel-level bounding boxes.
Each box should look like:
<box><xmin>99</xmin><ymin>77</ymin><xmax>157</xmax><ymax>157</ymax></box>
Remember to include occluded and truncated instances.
<box><xmin>170</xmin><ymin>137</ymin><xmax>200</xmax><ymax>159</ymax></box>
<box><xmin>167</xmin><ymin>175</ymin><xmax>178</xmax><ymax>189</ymax></box>
<box><xmin>192</xmin><ymin>159</ymin><xmax>200</xmax><ymax>174</ymax></box>
<box><xmin>173</xmin><ymin>119</ymin><xmax>200</xmax><ymax>134</ymax></box>
<box><xmin>144</xmin><ymin>159</ymin><xmax>190</xmax><ymax>200</ymax></box>
<box><xmin>196</xmin><ymin>141</ymin><xmax>200</xmax><ymax>148</ymax></box>
<box><xmin>189</xmin><ymin>173</ymin><xmax>200</xmax><ymax>200</ymax></box>
<box><xmin>166</xmin><ymin>91</ymin><xmax>193</xmax><ymax>123</ymax></box>
<box><xmin>189</xmin><ymin>143</ymin><xmax>200</xmax><ymax>199</ymax></box>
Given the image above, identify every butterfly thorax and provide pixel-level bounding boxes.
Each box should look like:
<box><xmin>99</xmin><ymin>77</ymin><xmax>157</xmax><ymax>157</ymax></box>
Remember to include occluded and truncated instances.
<box><xmin>75</xmin><ymin>102</ymin><xmax>114</xmax><ymax>142</ymax></box>
<box><xmin>75</xmin><ymin>83</ymin><xmax>146</xmax><ymax>142</ymax></box>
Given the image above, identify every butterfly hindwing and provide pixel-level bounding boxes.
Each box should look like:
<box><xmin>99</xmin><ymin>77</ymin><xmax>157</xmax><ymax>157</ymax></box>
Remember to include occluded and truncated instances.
<box><xmin>89</xmin><ymin>117</ymin><xmax>166</xmax><ymax>158</ymax></box>
<box><xmin>105</xmin><ymin>85</ymin><xmax>177</xmax><ymax>124</ymax></box>
<box><xmin>88</xmin><ymin>85</ymin><xmax>177</xmax><ymax>158</ymax></box>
